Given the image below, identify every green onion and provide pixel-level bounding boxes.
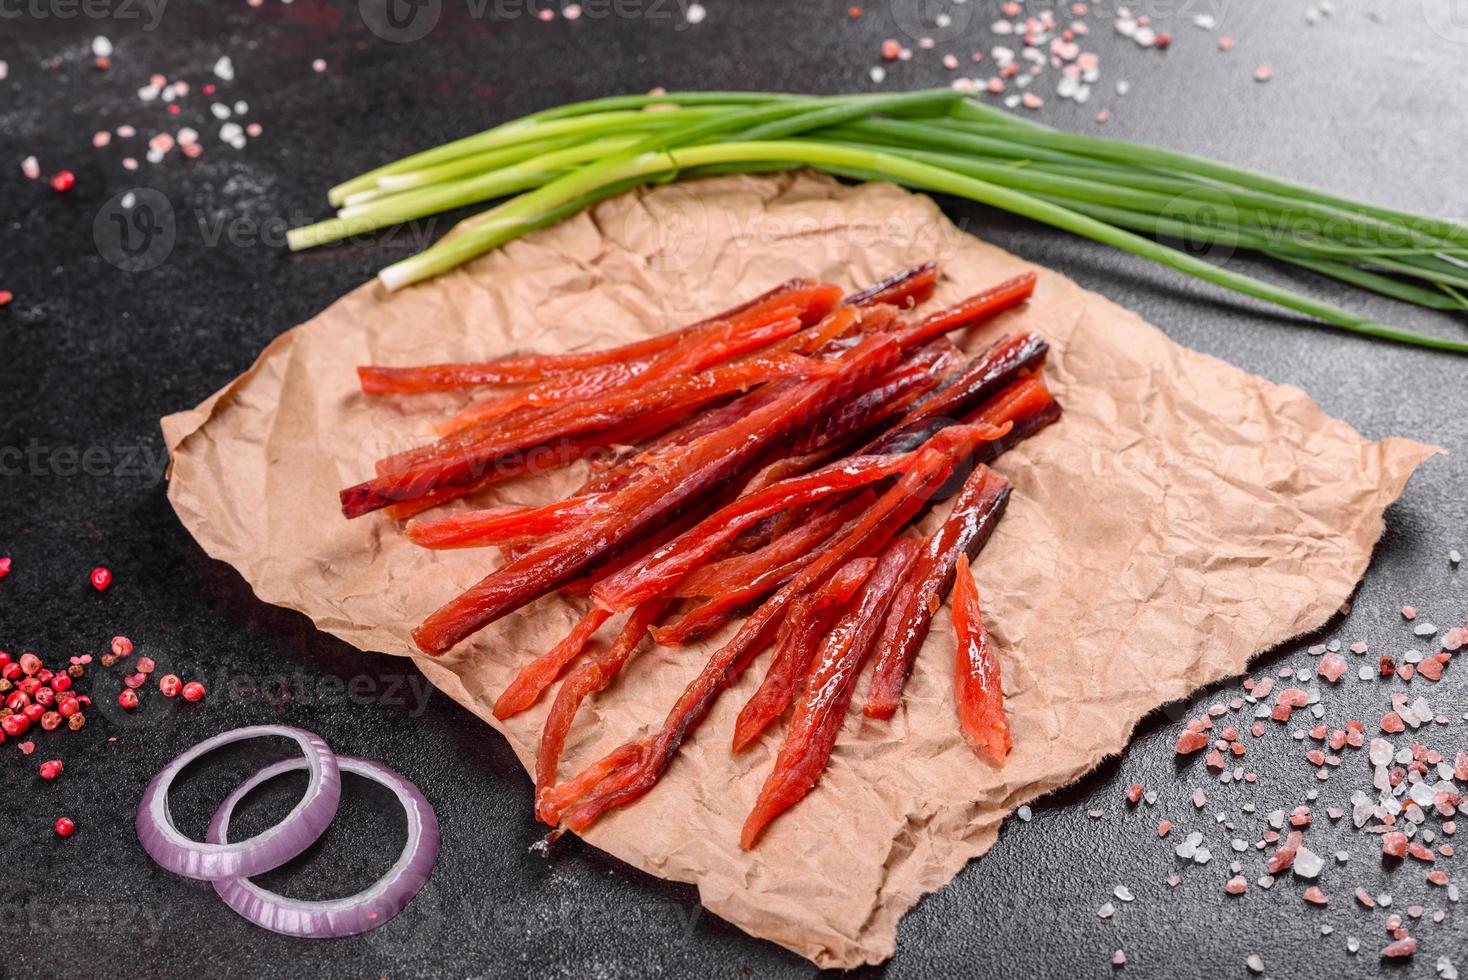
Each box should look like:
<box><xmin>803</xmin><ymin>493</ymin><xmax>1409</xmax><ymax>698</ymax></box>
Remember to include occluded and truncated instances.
<box><xmin>292</xmin><ymin>90</ymin><xmax>1468</xmax><ymax>354</ymax></box>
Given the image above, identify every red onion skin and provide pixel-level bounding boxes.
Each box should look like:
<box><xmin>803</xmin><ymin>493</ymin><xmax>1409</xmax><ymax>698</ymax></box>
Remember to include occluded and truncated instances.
<box><xmin>207</xmin><ymin>755</ymin><xmax>439</xmax><ymax>938</ymax></box>
<box><xmin>136</xmin><ymin>725</ymin><xmax>341</xmax><ymax>881</ymax></box>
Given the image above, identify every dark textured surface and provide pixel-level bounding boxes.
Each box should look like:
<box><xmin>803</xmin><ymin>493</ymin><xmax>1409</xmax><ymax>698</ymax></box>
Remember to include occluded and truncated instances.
<box><xmin>3</xmin><ymin>2</ymin><xmax>1467</xmax><ymax>977</ymax></box>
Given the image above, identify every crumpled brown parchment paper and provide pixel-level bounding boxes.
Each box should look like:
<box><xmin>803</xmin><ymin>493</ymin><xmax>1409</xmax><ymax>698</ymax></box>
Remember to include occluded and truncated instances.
<box><xmin>161</xmin><ymin>172</ymin><xmax>1436</xmax><ymax>968</ymax></box>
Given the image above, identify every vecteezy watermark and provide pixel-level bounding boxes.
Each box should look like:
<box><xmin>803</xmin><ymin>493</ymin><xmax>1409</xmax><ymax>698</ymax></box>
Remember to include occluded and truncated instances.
<box><xmin>0</xmin><ymin>882</ymin><xmax>170</xmax><ymax>941</ymax></box>
<box><xmin>622</xmin><ymin>191</ymin><xmax>976</xmax><ymax>276</ymax></box>
<box><xmin>359</xmin><ymin>0</ymin><xmax>703</xmax><ymax>42</ymax></box>
<box><xmin>888</xmin><ymin>0</ymin><xmax>975</xmax><ymax>44</ymax></box>
<box><xmin>94</xmin><ymin>188</ymin><xmax>175</xmax><ymax>273</ymax></box>
<box><xmin>0</xmin><ymin>0</ymin><xmax>167</xmax><ymax>29</ymax></box>
<box><xmin>217</xmin><ymin>668</ymin><xmax>438</xmax><ymax>716</ymax></box>
<box><xmin>0</xmin><ymin>439</ymin><xmax>169</xmax><ymax>486</ymax></box>
<box><xmin>93</xmin><ymin>665</ymin><xmax>439</xmax><ymax>732</ymax></box>
<box><xmin>1422</xmin><ymin>0</ymin><xmax>1468</xmax><ymax>42</ymax></box>
<box><xmin>94</xmin><ymin>189</ymin><xmax>443</xmax><ymax>272</ymax></box>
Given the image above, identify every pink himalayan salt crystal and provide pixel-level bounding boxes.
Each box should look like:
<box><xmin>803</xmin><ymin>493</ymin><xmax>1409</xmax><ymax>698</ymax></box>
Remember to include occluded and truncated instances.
<box><xmin>1382</xmin><ymin>937</ymin><xmax>1417</xmax><ymax>958</ymax></box>
<box><xmin>1407</xmin><ymin>842</ymin><xmax>1435</xmax><ymax>863</ymax></box>
<box><xmin>1158</xmin><ymin>819</ymin><xmax>1172</xmax><ymax>837</ymax></box>
<box><xmin>1176</xmin><ymin>730</ymin><xmax>1210</xmax><ymax>754</ymax></box>
<box><xmin>1303</xmin><ymin>886</ymin><xmax>1328</xmax><ymax>906</ymax></box>
<box><xmin>1402</xmin><ymin>605</ymin><xmax>1417</xmax><ymax>620</ymax></box>
<box><xmin>1267</xmin><ymin>832</ymin><xmax>1302</xmax><ymax>874</ymax></box>
<box><xmin>1383</xmin><ymin>832</ymin><xmax>1408</xmax><ymax>859</ymax></box>
<box><xmin>1318</xmin><ymin>653</ymin><xmax>1348</xmax><ymax>683</ymax></box>
<box><xmin>1225</xmin><ymin>875</ymin><xmax>1247</xmax><ymax>895</ymax></box>
<box><xmin>1381</xmin><ymin>712</ymin><xmax>1406</xmax><ymax>734</ymax></box>
<box><xmin>1356</xmin><ymin>888</ymin><xmax>1376</xmax><ymax>908</ymax></box>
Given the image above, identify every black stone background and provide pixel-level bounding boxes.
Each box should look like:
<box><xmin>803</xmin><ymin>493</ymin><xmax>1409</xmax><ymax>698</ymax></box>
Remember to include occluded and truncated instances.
<box><xmin>2</xmin><ymin>1</ymin><xmax>1466</xmax><ymax>977</ymax></box>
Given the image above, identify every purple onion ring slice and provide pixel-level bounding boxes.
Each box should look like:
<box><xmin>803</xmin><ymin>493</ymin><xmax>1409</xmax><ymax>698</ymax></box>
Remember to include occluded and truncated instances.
<box><xmin>136</xmin><ymin>725</ymin><xmax>341</xmax><ymax>881</ymax></box>
<box><xmin>207</xmin><ymin>755</ymin><xmax>440</xmax><ymax>938</ymax></box>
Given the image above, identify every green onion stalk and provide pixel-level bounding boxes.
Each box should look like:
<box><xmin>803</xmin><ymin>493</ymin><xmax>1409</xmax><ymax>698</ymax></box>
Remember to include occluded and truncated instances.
<box><xmin>289</xmin><ymin>90</ymin><xmax>1468</xmax><ymax>354</ymax></box>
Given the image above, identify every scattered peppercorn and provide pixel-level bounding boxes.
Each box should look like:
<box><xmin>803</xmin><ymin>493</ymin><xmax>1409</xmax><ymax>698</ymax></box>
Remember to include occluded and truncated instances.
<box><xmin>158</xmin><ymin>674</ymin><xmax>181</xmax><ymax>697</ymax></box>
<box><xmin>54</xmin><ymin>817</ymin><xmax>75</xmax><ymax>838</ymax></box>
<box><xmin>181</xmin><ymin>680</ymin><xmax>206</xmax><ymax>703</ymax></box>
<box><xmin>118</xmin><ymin>688</ymin><xmax>139</xmax><ymax>710</ymax></box>
<box><xmin>39</xmin><ymin>759</ymin><xmax>62</xmax><ymax>780</ymax></box>
<box><xmin>90</xmin><ymin>567</ymin><xmax>112</xmax><ymax>591</ymax></box>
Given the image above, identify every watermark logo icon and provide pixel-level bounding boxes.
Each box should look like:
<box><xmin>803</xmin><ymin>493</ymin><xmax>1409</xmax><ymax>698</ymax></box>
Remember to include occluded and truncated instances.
<box><xmin>889</xmin><ymin>0</ymin><xmax>974</xmax><ymax>44</ymax></box>
<box><xmin>360</xmin><ymin>0</ymin><xmax>442</xmax><ymax>41</ymax></box>
<box><xmin>1423</xmin><ymin>0</ymin><xmax>1468</xmax><ymax>42</ymax></box>
<box><xmin>94</xmin><ymin>188</ymin><xmax>175</xmax><ymax>272</ymax></box>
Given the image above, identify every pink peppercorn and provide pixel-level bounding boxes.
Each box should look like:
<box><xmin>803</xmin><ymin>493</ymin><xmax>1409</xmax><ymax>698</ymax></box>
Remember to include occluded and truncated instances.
<box><xmin>49</xmin><ymin>171</ymin><xmax>76</xmax><ymax>193</ymax></box>
<box><xmin>5</xmin><ymin>690</ymin><xmax>27</xmax><ymax>712</ymax></box>
<box><xmin>19</xmin><ymin>653</ymin><xmax>40</xmax><ymax>675</ymax></box>
<box><xmin>39</xmin><ymin>759</ymin><xmax>63</xmax><ymax>780</ymax></box>
<box><xmin>158</xmin><ymin>674</ymin><xmax>181</xmax><ymax>697</ymax></box>
<box><xmin>123</xmin><ymin>672</ymin><xmax>146</xmax><ymax>690</ymax></box>
<box><xmin>181</xmin><ymin>680</ymin><xmax>206</xmax><ymax>703</ymax></box>
<box><xmin>110</xmin><ymin>636</ymin><xmax>132</xmax><ymax>657</ymax></box>
<box><xmin>22</xmin><ymin>703</ymin><xmax>44</xmax><ymax>723</ymax></box>
<box><xmin>1</xmin><ymin>714</ymin><xmax>30</xmax><ymax>736</ymax></box>
<box><xmin>33</xmin><ymin>687</ymin><xmax>55</xmax><ymax>708</ymax></box>
<box><xmin>50</xmin><ymin>673</ymin><xmax>71</xmax><ymax>693</ymax></box>
<box><xmin>136</xmin><ymin>657</ymin><xmax>155</xmax><ymax>674</ymax></box>
<box><xmin>2</xmin><ymin>663</ymin><xmax>21</xmax><ymax>681</ymax></box>
<box><xmin>57</xmin><ymin>697</ymin><xmax>80</xmax><ymax>717</ymax></box>
<box><xmin>39</xmin><ymin>711</ymin><xmax>61</xmax><ymax>732</ymax></box>
<box><xmin>117</xmin><ymin>688</ymin><xmax>139</xmax><ymax>710</ymax></box>
<box><xmin>90</xmin><ymin>567</ymin><xmax>112</xmax><ymax>591</ymax></box>
<box><xmin>54</xmin><ymin>817</ymin><xmax>75</xmax><ymax>837</ymax></box>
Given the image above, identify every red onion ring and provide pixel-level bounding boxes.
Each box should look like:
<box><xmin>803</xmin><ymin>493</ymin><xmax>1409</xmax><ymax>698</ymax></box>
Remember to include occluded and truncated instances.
<box><xmin>206</xmin><ymin>755</ymin><xmax>439</xmax><ymax>938</ymax></box>
<box><xmin>136</xmin><ymin>725</ymin><xmax>341</xmax><ymax>881</ymax></box>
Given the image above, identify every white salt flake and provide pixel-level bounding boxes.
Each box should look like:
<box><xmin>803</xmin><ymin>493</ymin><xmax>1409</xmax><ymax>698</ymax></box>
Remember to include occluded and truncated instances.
<box><xmin>1247</xmin><ymin>953</ymin><xmax>1265</xmax><ymax>974</ymax></box>
<box><xmin>684</xmin><ymin>2</ymin><xmax>705</xmax><ymax>24</ymax></box>
<box><xmin>1113</xmin><ymin>885</ymin><xmax>1134</xmax><ymax>902</ymax></box>
<box><xmin>1097</xmin><ymin>901</ymin><xmax>1115</xmax><ymax>918</ymax></box>
<box><xmin>1016</xmin><ymin>805</ymin><xmax>1032</xmax><ymax>822</ymax></box>
<box><xmin>92</xmin><ymin>36</ymin><xmax>113</xmax><ymax>57</ymax></box>
<box><xmin>213</xmin><ymin>56</ymin><xmax>235</xmax><ymax>81</ymax></box>
<box><xmin>1293</xmin><ymin>845</ymin><xmax>1324</xmax><ymax>879</ymax></box>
